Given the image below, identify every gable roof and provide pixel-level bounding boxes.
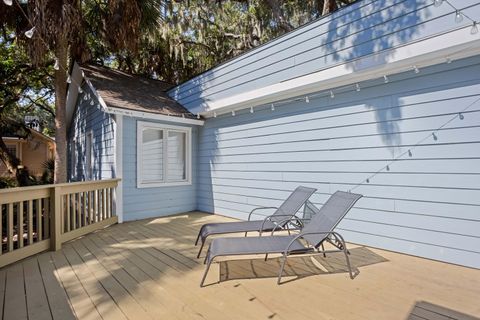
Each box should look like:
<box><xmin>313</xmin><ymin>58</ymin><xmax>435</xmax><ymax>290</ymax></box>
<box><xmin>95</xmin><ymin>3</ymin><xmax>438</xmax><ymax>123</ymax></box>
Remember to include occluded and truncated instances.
<box><xmin>80</xmin><ymin>64</ymin><xmax>196</xmax><ymax>119</ymax></box>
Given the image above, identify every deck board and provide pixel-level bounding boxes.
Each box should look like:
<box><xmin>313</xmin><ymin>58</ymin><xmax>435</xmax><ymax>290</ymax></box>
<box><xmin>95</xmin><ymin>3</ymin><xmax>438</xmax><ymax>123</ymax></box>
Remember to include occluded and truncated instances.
<box><xmin>0</xmin><ymin>211</ymin><xmax>479</xmax><ymax>320</ymax></box>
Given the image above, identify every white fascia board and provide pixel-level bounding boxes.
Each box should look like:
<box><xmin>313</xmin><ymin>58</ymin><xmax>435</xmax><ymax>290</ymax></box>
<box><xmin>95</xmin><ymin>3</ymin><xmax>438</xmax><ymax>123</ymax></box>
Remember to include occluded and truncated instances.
<box><xmin>105</xmin><ymin>107</ymin><xmax>205</xmax><ymax>126</ymax></box>
<box><xmin>202</xmin><ymin>26</ymin><xmax>480</xmax><ymax>117</ymax></box>
<box><xmin>65</xmin><ymin>62</ymin><xmax>84</xmax><ymax>130</ymax></box>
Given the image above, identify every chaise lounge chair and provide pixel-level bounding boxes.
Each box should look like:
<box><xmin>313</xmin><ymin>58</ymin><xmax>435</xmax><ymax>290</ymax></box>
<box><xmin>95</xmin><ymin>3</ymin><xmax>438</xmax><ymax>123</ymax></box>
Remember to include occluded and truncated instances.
<box><xmin>195</xmin><ymin>186</ymin><xmax>317</xmax><ymax>258</ymax></box>
<box><xmin>200</xmin><ymin>190</ymin><xmax>363</xmax><ymax>287</ymax></box>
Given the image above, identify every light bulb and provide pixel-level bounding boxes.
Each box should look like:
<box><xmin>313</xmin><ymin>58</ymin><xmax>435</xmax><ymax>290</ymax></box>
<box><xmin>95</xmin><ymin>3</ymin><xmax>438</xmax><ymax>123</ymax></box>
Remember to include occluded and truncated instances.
<box><xmin>386</xmin><ymin>165</ymin><xmax>390</xmax><ymax>171</ymax></box>
<box><xmin>90</xmin><ymin>100</ymin><xmax>94</xmax><ymax>106</ymax></box>
<box><xmin>182</xmin><ymin>114</ymin><xmax>185</xmax><ymax>118</ymax></box>
<box><xmin>459</xmin><ymin>113</ymin><xmax>464</xmax><ymax>120</ymax></box>
<box><xmin>250</xmin><ymin>106</ymin><xmax>254</xmax><ymax>113</ymax></box>
<box><xmin>455</xmin><ymin>11</ymin><xmax>463</xmax><ymax>23</ymax></box>
<box><xmin>471</xmin><ymin>22</ymin><xmax>479</xmax><ymax>35</ymax></box>
<box><xmin>433</xmin><ymin>0</ymin><xmax>443</xmax><ymax>7</ymax></box>
<box><xmin>432</xmin><ymin>132</ymin><xmax>438</xmax><ymax>141</ymax></box>
<box><xmin>53</xmin><ymin>58</ymin><xmax>60</xmax><ymax>70</ymax></box>
<box><xmin>25</xmin><ymin>26</ymin><xmax>35</xmax><ymax>39</ymax></box>
<box><xmin>3</xmin><ymin>0</ymin><xmax>13</xmax><ymax>6</ymax></box>
<box><xmin>366</xmin><ymin>178</ymin><xmax>370</xmax><ymax>183</ymax></box>
<box><xmin>408</xmin><ymin>150</ymin><xmax>412</xmax><ymax>157</ymax></box>
<box><xmin>413</xmin><ymin>65</ymin><xmax>420</xmax><ymax>73</ymax></box>
<box><xmin>271</xmin><ymin>104</ymin><xmax>275</xmax><ymax>111</ymax></box>
<box><xmin>66</xmin><ymin>75</ymin><xmax>71</xmax><ymax>84</ymax></box>
<box><xmin>197</xmin><ymin>113</ymin><xmax>200</xmax><ymax>119</ymax></box>
<box><xmin>78</xmin><ymin>87</ymin><xmax>83</xmax><ymax>94</ymax></box>
<box><xmin>446</xmin><ymin>57</ymin><xmax>452</xmax><ymax>64</ymax></box>
<box><xmin>231</xmin><ymin>110</ymin><xmax>235</xmax><ymax>116</ymax></box>
<box><xmin>305</xmin><ymin>96</ymin><xmax>310</xmax><ymax>103</ymax></box>
<box><xmin>355</xmin><ymin>83</ymin><xmax>361</xmax><ymax>92</ymax></box>
<box><xmin>83</xmin><ymin>94</ymin><xmax>88</xmax><ymax>101</ymax></box>
<box><xmin>383</xmin><ymin>75</ymin><xmax>389</xmax><ymax>83</ymax></box>
<box><xmin>330</xmin><ymin>90</ymin><xmax>335</xmax><ymax>99</ymax></box>
<box><xmin>213</xmin><ymin>112</ymin><xmax>217</xmax><ymax>118</ymax></box>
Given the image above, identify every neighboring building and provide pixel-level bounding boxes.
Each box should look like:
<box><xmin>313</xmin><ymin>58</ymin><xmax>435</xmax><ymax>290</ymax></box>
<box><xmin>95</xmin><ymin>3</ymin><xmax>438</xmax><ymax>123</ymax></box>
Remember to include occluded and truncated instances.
<box><xmin>67</xmin><ymin>0</ymin><xmax>480</xmax><ymax>270</ymax></box>
<box><xmin>0</xmin><ymin>129</ymin><xmax>55</xmax><ymax>177</ymax></box>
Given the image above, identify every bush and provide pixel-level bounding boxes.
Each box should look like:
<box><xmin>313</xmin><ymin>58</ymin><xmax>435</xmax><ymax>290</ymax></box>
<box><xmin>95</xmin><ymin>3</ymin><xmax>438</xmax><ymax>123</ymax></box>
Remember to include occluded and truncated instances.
<box><xmin>0</xmin><ymin>176</ymin><xmax>18</xmax><ymax>189</ymax></box>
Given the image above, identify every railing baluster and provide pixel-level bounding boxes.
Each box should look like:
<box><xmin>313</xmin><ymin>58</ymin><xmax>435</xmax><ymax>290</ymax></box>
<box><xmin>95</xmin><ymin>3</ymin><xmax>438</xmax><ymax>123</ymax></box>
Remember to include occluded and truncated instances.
<box><xmin>66</xmin><ymin>194</ymin><xmax>71</xmax><ymax>232</ymax></box>
<box><xmin>102</xmin><ymin>188</ymin><xmax>106</xmax><ymax>221</ymax></box>
<box><xmin>0</xmin><ymin>204</ymin><xmax>3</xmax><ymax>255</ymax></box>
<box><xmin>82</xmin><ymin>191</ymin><xmax>87</xmax><ymax>227</ymax></box>
<box><xmin>72</xmin><ymin>193</ymin><xmax>77</xmax><ymax>230</ymax></box>
<box><xmin>36</xmin><ymin>199</ymin><xmax>42</xmax><ymax>241</ymax></box>
<box><xmin>7</xmin><ymin>203</ymin><xmax>14</xmax><ymax>252</ymax></box>
<box><xmin>93</xmin><ymin>190</ymin><xmax>97</xmax><ymax>223</ymax></box>
<box><xmin>28</xmin><ymin>200</ymin><xmax>33</xmax><ymax>245</ymax></box>
<box><xmin>18</xmin><ymin>202</ymin><xmax>24</xmax><ymax>248</ymax></box>
<box><xmin>43</xmin><ymin>198</ymin><xmax>49</xmax><ymax>239</ymax></box>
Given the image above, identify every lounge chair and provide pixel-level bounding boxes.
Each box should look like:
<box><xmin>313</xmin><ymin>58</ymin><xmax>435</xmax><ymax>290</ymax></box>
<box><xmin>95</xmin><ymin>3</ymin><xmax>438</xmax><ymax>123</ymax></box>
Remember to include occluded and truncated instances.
<box><xmin>195</xmin><ymin>186</ymin><xmax>317</xmax><ymax>258</ymax></box>
<box><xmin>200</xmin><ymin>190</ymin><xmax>362</xmax><ymax>287</ymax></box>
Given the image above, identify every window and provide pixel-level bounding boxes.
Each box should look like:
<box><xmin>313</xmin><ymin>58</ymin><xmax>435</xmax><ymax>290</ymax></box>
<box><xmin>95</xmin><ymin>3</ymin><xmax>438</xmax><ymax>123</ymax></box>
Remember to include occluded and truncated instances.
<box><xmin>6</xmin><ymin>145</ymin><xmax>17</xmax><ymax>158</ymax></box>
<box><xmin>137</xmin><ymin>122</ymin><xmax>191</xmax><ymax>188</ymax></box>
<box><xmin>85</xmin><ymin>132</ymin><xmax>93</xmax><ymax>180</ymax></box>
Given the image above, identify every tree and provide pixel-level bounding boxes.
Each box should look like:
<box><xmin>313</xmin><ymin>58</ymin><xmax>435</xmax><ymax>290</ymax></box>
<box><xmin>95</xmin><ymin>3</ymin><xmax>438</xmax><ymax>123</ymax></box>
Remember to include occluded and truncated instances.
<box><xmin>1</xmin><ymin>0</ymin><xmax>166</xmax><ymax>183</ymax></box>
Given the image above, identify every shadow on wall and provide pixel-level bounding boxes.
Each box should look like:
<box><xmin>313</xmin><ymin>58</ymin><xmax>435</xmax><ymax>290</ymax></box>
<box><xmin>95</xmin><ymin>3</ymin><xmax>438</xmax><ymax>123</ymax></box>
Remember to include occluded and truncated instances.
<box><xmin>324</xmin><ymin>0</ymin><xmax>427</xmax><ymax>154</ymax></box>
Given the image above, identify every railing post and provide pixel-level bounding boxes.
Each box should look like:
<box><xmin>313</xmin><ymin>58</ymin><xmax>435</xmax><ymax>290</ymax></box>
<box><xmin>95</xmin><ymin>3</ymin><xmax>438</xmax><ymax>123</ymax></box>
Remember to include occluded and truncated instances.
<box><xmin>50</xmin><ymin>186</ymin><xmax>62</xmax><ymax>251</ymax></box>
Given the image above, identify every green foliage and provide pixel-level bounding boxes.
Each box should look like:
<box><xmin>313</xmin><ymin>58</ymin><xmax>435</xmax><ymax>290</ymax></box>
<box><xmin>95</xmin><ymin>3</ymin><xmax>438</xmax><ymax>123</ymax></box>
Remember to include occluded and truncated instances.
<box><xmin>40</xmin><ymin>158</ymin><xmax>55</xmax><ymax>184</ymax></box>
<box><xmin>0</xmin><ymin>176</ymin><xmax>17</xmax><ymax>189</ymax></box>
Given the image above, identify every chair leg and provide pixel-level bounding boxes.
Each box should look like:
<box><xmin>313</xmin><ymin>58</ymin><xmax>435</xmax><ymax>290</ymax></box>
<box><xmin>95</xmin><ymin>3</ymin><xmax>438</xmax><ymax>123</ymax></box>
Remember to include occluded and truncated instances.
<box><xmin>195</xmin><ymin>231</ymin><xmax>201</xmax><ymax>246</ymax></box>
<box><xmin>197</xmin><ymin>240</ymin><xmax>205</xmax><ymax>259</ymax></box>
<box><xmin>203</xmin><ymin>248</ymin><xmax>210</xmax><ymax>265</ymax></box>
<box><xmin>264</xmin><ymin>253</ymin><xmax>268</xmax><ymax>261</ymax></box>
<box><xmin>321</xmin><ymin>243</ymin><xmax>326</xmax><ymax>257</ymax></box>
<box><xmin>245</xmin><ymin>232</ymin><xmax>248</xmax><ymax>237</ymax></box>
<box><xmin>277</xmin><ymin>253</ymin><xmax>288</xmax><ymax>285</ymax></box>
<box><xmin>342</xmin><ymin>242</ymin><xmax>356</xmax><ymax>279</ymax></box>
<box><xmin>200</xmin><ymin>258</ymin><xmax>214</xmax><ymax>287</ymax></box>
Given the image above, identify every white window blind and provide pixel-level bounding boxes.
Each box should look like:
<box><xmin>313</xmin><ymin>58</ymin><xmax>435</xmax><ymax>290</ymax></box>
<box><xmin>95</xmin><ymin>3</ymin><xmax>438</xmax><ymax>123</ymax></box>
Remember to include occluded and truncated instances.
<box><xmin>137</xmin><ymin>122</ymin><xmax>191</xmax><ymax>188</ymax></box>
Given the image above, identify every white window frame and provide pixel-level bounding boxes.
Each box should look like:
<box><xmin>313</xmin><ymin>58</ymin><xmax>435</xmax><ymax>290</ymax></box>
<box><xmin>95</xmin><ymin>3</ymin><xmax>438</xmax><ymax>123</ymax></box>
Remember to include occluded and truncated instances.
<box><xmin>86</xmin><ymin>131</ymin><xmax>93</xmax><ymax>180</ymax></box>
<box><xmin>137</xmin><ymin>121</ymin><xmax>192</xmax><ymax>188</ymax></box>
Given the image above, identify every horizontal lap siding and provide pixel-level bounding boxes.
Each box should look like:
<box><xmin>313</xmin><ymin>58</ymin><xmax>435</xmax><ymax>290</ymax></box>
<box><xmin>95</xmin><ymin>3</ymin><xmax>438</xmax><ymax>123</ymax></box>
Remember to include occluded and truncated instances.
<box><xmin>68</xmin><ymin>86</ymin><xmax>116</xmax><ymax>181</ymax></box>
<box><xmin>169</xmin><ymin>0</ymin><xmax>480</xmax><ymax>113</ymax></box>
<box><xmin>196</xmin><ymin>56</ymin><xmax>480</xmax><ymax>268</ymax></box>
<box><xmin>122</xmin><ymin>117</ymin><xmax>197</xmax><ymax>221</ymax></box>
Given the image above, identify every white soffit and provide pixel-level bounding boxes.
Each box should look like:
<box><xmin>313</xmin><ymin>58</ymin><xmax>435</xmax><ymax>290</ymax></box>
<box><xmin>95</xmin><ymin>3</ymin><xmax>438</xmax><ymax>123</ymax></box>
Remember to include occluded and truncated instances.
<box><xmin>201</xmin><ymin>26</ymin><xmax>480</xmax><ymax>118</ymax></box>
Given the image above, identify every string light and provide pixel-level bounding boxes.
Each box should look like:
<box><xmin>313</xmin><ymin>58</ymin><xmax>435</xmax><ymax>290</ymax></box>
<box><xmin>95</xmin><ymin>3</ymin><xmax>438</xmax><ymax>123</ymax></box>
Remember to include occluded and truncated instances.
<box><xmin>366</xmin><ymin>178</ymin><xmax>370</xmax><ymax>183</ymax></box>
<box><xmin>433</xmin><ymin>0</ymin><xmax>443</xmax><ymax>7</ymax></box>
<box><xmin>231</xmin><ymin>110</ymin><xmax>235</xmax><ymax>116</ymax></box>
<box><xmin>408</xmin><ymin>150</ymin><xmax>413</xmax><ymax>157</ymax></box>
<box><xmin>355</xmin><ymin>83</ymin><xmax>361</xmax><ymax>92</ymax></box>
<box><xmin>386</xmin><ymin>165</ymin><xmax>390</xmax><ymax>171</ymax></box>
<box><xmin>3</xmin><ymin>0</ymin><xmax>13</xmax><ymax>6</ymax></box>
<box><xmin>383</xmin><ymin>75</ymin><xmax>389</xmax><ymax>83</ymax></box>
<box><xmin>446</xmin><ymin>57</ymin><xmax>452</xmax><ymax>64</ymax></box>
<box><xmin>455</xmin><ymin>10</ymin><xmax>464</xmax><ymax>23</ymax></box>
<box><xmin>459</xmin><ymin>112</ymin><xmax>464</xmax><ymax>120</ymax></box>
<box><xmin>66</xmin><ymin>75</ymin><xmax>72</xmax><ymax>84</ymax></box>
<box><xmin>78</xmin><ymin>87</ymin><xmax>83</xmax><ymax>94</ymax></box>
<box><xmin>271</xmin><ymin>104</ymin><xmax>275</xmax><ymax>111</ymax></box>
<box><xmin>53</xmin><ymin>58</ymin><xmax>60</xmax><ymax>70</ymax></box>
<box><xmin>182</xmin><ymin>113</ymin><xmax>185</xmax><ymax>118</ymax></box>
<box><xmin>472</xmin><ymin>22</ymin><xmax>479</xmax><ymax>35</ymax></box>
<box><xmin>413</xmin><ymin>65</ymin><xmax>420</xmax><ymax>73</ymax></box>
<box><xmin>213</xmin><ymin>111</ymin><xmax>217</xmax><ymax>118</ymax></box>
<box><xmin>432</xmin><ymin>132</ymin><xmax>438</xmax><ymax>141</ymax></box>
<box><xmin>83</xmin><ymin>94</ymin><xmax>88</xmax><ymax>101</ymax></box>
<box><xmin>305</xmin><ymin>96</ymin><xmax>310</xmax><ymax>103</ymax></box>
<box><xmin>250</xmin><ymin>106</ymin><xmax>254</xmax><ymax>113</ymax></box>
<box><xmin>90</xmin><ymin>100</ymin><xmax>94</xmax><ymax>106</ymax></box>
<box><xmin>330</xmin><ymin>90</ymin><xmax>335</xmax><ymax>99</ymax></box>
<box><xmin>25</xmin><ymin>26</ymin><xmax>35</xmax><ymax>39</ymax></box>
<box><xmin>196</xmin><ymin>113</ymin><xmax>200</xmax><ymax>119</ymax></box>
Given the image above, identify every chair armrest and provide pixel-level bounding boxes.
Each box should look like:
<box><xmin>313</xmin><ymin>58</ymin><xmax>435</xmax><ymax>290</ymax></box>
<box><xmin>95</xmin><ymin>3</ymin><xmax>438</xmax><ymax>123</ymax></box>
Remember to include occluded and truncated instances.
<box><xmin>269</xmin><ymin>217</ymin><xmax>310</xmax><ymax>235</ymax></box>
<box><xmin>247</xmin><ymin>207</ymin><xmax>278</xmax><ymax>221</ymax></box>
<box><xmin>259</xmin><ymin>214</ymin><xmax>296</xmax><ymax>232</ymax></box>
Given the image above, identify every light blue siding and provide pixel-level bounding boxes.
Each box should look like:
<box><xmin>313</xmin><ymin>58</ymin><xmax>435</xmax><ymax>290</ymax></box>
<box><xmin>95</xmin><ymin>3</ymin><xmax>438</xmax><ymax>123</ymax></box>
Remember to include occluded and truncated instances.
<box><xmin>169</xmin><ymin>0</ymin><xmax>480</xmax><ymax>113</ymax></box>
<box><xmin>68</xmin><ymin>86</ymin><xmax>116</xmax><ymax>181</ymax></box>
<box><xmin>122</xmin><ymin>117</ymin><xmax>198</xmax><ymax>221</ymax></box>
<box><xmin>196</xmin><ymin>55</ymin><xmax>480</xmax><ymax>269</ymax></box>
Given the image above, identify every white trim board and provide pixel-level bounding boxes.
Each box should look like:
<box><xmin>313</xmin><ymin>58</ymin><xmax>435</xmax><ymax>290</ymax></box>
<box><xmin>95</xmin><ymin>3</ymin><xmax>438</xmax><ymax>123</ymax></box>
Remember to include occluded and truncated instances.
<box><xmin>200</xmin><ymin>26</ymin><xmax>480</xmax><ymax>117</ymax></box>
<box><xmin>107</xmin><ymin>107</ymin><xmax>204</xmax><ymax>126</ymax></box>
<box><xmin>114</xmin><ymin>114</ymin><xmax>124</xmax><ymax>223</ymax></box>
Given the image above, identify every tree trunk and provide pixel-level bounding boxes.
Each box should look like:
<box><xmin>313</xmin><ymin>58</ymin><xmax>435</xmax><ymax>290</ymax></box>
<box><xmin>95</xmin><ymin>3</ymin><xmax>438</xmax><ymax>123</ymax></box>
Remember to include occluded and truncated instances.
<box><xmin>322</xmin><ymin>0</ymin><xmax>338</xmax><ymax>15</ymax></box>
<box><xmin>53</xmin><ymin>37</ymin><xmax>68</xmax><ymax>184</ymax></box>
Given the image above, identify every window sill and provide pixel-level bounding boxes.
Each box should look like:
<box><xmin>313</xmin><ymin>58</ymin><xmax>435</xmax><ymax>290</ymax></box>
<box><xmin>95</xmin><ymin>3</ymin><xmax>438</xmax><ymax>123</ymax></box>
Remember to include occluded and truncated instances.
<box><xmin>136</xmin><ymin>181</ymin><xmax>192</xmax><ymax>189</ymax></box>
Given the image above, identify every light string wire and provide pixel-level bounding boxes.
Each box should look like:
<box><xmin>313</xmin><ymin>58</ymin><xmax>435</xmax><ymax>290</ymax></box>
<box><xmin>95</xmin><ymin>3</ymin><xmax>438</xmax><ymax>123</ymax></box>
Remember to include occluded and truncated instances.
<box><xmin>349</xmin><ymin>95</ymin><xmax>480</xmax><ymax>192</ymax></box>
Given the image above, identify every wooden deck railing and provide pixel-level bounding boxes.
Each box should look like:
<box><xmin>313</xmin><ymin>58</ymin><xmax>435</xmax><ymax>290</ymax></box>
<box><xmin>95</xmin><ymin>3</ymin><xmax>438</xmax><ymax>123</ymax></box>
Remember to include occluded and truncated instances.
<box><xmin>0</xmin><ymin>179</ymin><xmax>119</xmax><ymax>268</ymax></box>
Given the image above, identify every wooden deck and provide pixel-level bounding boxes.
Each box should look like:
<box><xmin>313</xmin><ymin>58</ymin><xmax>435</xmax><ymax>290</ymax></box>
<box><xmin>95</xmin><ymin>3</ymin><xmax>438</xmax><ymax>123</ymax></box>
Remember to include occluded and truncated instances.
<box><xmin>0</xmin><ymin>212</ymin><xmax>479</xmax><ymax>320</ymax></box>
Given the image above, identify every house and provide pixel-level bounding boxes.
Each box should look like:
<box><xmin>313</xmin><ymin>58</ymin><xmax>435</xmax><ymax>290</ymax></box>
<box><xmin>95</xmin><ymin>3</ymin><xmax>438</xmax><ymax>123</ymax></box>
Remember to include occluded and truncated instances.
<box><xmin>0</xmin><ymin>129</ymin><xmax>55</xmax><ymax>177</ymax></box>
<box><xmin>66</xmin><ymin>0</ymin><xmax>480</xmax><ymax>272</ymax></box>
